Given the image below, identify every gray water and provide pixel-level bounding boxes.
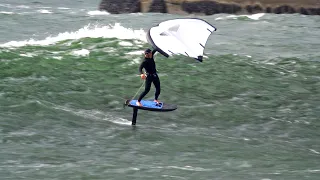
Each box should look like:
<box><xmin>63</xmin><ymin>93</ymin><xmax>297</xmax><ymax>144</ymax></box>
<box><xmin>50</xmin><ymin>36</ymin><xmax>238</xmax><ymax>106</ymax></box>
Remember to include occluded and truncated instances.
<box><xmin>1</xmin><ymin>1</ymin><xmax>320</xmax><ymax>179</ymax></box>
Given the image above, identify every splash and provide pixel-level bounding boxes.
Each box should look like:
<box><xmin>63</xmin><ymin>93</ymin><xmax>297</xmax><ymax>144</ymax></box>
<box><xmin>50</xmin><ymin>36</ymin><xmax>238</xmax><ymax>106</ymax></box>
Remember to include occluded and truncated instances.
<box><xmin>0</xmin><ymin>23</ymin><xmax>147</xmax><ymax>47</ymax></box>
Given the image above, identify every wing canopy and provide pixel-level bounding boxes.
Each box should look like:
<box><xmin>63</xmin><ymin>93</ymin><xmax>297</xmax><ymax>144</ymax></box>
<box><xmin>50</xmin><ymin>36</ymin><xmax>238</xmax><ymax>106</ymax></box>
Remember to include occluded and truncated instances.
<box><xmin>147</xmin><ymin>18</ymin><xmax>216</xmax><ymax>62</ymax></box>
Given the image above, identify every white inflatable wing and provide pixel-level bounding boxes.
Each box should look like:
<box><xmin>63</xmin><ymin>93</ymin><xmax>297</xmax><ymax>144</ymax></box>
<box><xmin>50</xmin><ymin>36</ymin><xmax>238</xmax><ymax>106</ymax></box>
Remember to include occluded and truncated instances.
<box><xmin>147</xmin><ymin>18</ymin><xmax>216</xmax><ymax>62</ymax></box>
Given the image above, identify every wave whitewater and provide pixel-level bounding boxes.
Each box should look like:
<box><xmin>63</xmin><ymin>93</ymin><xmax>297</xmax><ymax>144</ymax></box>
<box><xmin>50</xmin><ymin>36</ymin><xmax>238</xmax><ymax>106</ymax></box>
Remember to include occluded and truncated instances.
<box><xmin>0</xmin><ymin>23</ymin><xmax>147</xmax><ymax>48</ymax></box>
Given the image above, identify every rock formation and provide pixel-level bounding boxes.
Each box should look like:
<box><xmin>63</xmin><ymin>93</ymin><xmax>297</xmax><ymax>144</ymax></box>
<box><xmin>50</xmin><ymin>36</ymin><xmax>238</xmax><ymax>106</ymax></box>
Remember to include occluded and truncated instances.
<box><xmin>99</xmin><ymin>0</ymin><xmax>141</xmax><ymax>14</ymax></box>
<box><xmin>99</xmin><ymin>0</ymin><xmax>320</xmax><ymax>15</ymax></box>
<box><xmin>149</xmin><ymin>0</ymin><xmax>167</xmax><ymax>13</ymax></box>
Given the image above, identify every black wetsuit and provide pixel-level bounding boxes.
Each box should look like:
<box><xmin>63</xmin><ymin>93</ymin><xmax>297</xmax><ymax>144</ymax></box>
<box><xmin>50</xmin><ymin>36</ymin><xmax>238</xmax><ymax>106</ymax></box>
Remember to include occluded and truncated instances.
<box><xmin>138</xmin><ymin>49</ymin><xmax>160</xmax><ymax>101</ymax></box>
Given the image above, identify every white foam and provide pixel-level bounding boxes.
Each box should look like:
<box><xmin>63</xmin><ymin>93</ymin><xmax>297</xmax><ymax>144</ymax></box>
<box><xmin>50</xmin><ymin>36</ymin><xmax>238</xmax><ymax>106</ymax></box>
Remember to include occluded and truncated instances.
<box><xmin>0</xmin><ymin>4</ymin><xmax>11</xmax><ymax>8</ymax></box>
<box><xmin>1</xmin><ymin>23</ymin><xmax>147</xmax><ymax>48</ymax></box>
<box><xmin>87</xmin><ymin>10</ymin><xmax>110</xmax><ymax>16</ymax></box>
<box><xmin>4</xmin><ymin>76</ymin><xmax>49</xmax><ymax>83</ymax></box>
<box><xmin>247</xmin><ymin>13</ymin><xmax>265</xmax><ymax>20</ymax></box>
<box><xmin>238</xmin><ymin>161</ymin><xmax>252</xmax><ymax>168</ymax></box>
<box><xmin>52</xmin><ymin>56</ymin><xmax>62</xmax><ymax>60</ymax></box>
<box><xmin>9</xmin><ymin>130</ymin><xmax>36</xmax><ymax>136</ymax></box>
<box><xmin>216</xmin><ymin>13</ymin><xmax>265</xmax><ymax>21</ymax></box>
<box><xmin>134</xmin><ymin>40</ymin><xmax>144</xmax><ymax>45</ymax></box>
<box><xmin>16</xmin><ymin>5</ymin><xmax>30</xmax><ymax>9</ymax></box>
<box><xmin>20</xmin><ymin>53</ymin><xmax>35</xmax><ymax>57</ymax></box>
<box><xmin>2</xmin><ymin>163</ymin><xmax>78</xmax><ymax>168</ymax></box>
<box><xmin>119</xmin><ymin>41</ymin><xmax>133</xmax><ymax>46</ymax></box>
<box><xmin>71</xmin><ymin>49</ymin><xmax>90</xmax><ymax>56</ymax></box>
<box><xmin>105</xmin><ymin>117</ymin><xmax>131</xmax><ymax>126</ymax></box>
<box><xmin>307</xmin><ymin>169</ymin><xmax>320</xmax><ymax>172</ymax></box>
<box><xmin>0</xmin><ymin>11</ymin><xmax>14</xmax><ymax>14</ymax></box>
<box><xmin>126</xmin><ymin>50</ymin><xmax>144</xmax><ymax>55</ymax></box>
<box><xmin>37</xmin><ymin>6</ymin><xmax>52</xmax><ymax>9</ymax></box>
<box><xmin>50</xmin><ymin>104</ymin><xmax>131</xmax><ymax>126</ymax></box>
<box><xmin>167</xmin><ymin>166</ymin><xmax>210</xmax><ymax>171</ymax></box>
<box><xmin>309</xmin><ymin>149</ymin><xmax>320</xmax><ymax>154</ymax></box>
<box><xmin>130</xmin><ymin>58</ymin><xmax>141</xmax><ymax>65</ymax></box>
<box><xmin>130</xmin><ymin>12</ymin><xmax>143</xmax><ymax>16</ymax></box>
<box><xmin>58</xmin><ymin>7</ymin><xmax>71</xmax><ymax>10</ymax></box>
<box><xmin>37</xmin><ymin>9</ymin><xmax>52</xmax><ymax>14</ymax></box>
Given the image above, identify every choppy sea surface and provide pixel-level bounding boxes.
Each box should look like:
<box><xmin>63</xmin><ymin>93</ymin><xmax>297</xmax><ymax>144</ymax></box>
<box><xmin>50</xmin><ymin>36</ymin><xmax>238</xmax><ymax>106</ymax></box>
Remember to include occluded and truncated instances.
<box><xmin>1</xmin><ymin>0</ymin><xmax>319</xmax><ymax>179</ymax></box>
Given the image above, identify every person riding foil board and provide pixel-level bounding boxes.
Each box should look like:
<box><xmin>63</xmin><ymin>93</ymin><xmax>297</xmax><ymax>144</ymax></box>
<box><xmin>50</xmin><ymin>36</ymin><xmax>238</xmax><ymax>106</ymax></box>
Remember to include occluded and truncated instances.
<box><xmin>136</xmin><ymin>48</ymin><xmax>161</xmax><ymax>106</ymax></box>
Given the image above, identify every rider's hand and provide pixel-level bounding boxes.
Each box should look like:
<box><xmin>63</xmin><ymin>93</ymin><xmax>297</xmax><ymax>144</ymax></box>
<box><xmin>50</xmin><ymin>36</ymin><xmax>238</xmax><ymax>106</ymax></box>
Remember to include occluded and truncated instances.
<box><xmin>140</xmin><ymin>74</ymin><xmax>146</xmax><ymax>80</ymax></box>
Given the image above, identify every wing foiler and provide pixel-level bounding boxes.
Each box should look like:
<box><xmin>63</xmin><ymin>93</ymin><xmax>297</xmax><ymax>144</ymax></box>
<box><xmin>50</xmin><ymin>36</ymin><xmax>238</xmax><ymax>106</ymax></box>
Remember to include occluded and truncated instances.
<box><xmin>147</xmin><ymin>18</ymin><xmax>216</xmax><ymax>62</ymax></box>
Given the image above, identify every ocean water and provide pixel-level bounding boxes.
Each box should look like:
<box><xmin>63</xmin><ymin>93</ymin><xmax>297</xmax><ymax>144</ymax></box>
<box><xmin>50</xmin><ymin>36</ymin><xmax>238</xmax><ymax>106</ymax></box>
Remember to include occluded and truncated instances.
<box><xmin>1</xmin><ymin>1</ymin><xmax>320</xmax><ymax>179</ymax></box>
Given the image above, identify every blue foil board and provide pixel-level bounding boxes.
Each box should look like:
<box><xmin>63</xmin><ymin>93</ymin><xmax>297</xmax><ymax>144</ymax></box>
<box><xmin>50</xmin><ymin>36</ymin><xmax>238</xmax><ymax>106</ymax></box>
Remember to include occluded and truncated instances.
<box><xmin>125</xmin><ymin>99</ymin><xmax>177</xmax><ymax>112</ymax></box>
<box><xmin>129</xmin><ymin>100</ymin><xmax>163</xmax><ymax>109</ymax></box>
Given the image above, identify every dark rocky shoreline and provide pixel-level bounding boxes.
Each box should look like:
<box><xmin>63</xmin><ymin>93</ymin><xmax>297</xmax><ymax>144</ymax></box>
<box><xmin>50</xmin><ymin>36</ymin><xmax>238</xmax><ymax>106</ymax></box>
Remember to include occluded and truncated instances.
<box><xmin>99</xmin><ymin>0</ymin><xmax>320</xmax><ymax>15</ymax></box>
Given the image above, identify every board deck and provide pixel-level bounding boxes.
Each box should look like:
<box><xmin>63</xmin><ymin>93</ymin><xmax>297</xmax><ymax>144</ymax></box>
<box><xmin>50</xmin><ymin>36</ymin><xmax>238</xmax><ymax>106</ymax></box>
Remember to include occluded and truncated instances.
<box><xmin>125</xmin><ymin>99</ymin><xmax>177</xmax><ymax>112</ymax></box>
